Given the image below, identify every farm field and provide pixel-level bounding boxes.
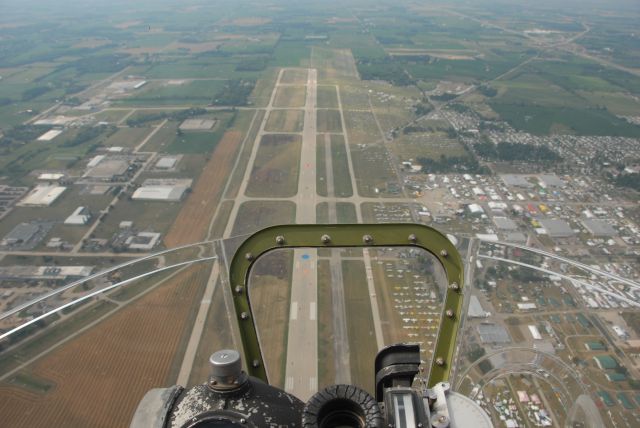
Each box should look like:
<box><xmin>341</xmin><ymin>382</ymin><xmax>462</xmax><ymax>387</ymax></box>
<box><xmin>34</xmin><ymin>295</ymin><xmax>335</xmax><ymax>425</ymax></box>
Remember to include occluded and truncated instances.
<box><xmin>164</xmin><ymin>130</ymin><xmax>242</xmax><ymax>246</ymax></box>
<box><xmin>0</xmin><ymin>264</ymin><xmax>210</xmax><ymax>428</ymax></box>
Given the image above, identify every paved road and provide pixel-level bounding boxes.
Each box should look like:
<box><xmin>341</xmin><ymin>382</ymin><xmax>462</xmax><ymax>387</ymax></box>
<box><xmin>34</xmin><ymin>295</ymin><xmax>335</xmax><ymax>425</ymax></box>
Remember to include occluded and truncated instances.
<box><xmin>285</xmin><ymin>69</ymin><xmax>319</xmax><ymax>400</ymax></box>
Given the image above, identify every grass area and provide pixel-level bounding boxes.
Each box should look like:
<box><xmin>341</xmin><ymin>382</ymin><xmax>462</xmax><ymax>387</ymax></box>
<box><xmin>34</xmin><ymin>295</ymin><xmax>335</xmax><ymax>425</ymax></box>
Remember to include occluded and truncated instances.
<box><xmin>280</xmin><ymin>68</ymin><xmax>308</xmax><ymax>85</ymax></box>
<box><xmin>316</xmin><ymin>202</ymin><xmax>329</xmax><ymax>223</ymax></box>
<box><xmin>316</xmin><ymin>135</ymin><xmax>328</xmax><ymax>197</ymax></box>
<box><xmin>209</xmin><ymin>200</ymin><xmax>234</xmax><ymax>239</ymax></box>
<box><xmin>245</xmin><ymin>134</ymin><xmax>302</xmax><ymax>198</ymax></box>
<box><xmin>393</xmin><ymin>131</ymin><xmax>468</xmax><ymax>161</ymax></box>
<box><xmin>116</xmin><ymin>80</ymin><xmax>227</xmax><ymax>106</ymax></box>
<box><xmin>102</xmin><ymin>127</ymin><xmax>152</xmax><ymax>149</ymax></box>
<box><xmin>350</xmin><ymin>144</ymin><xmax>398</xmax><ymax>197</ymax></box>
<box><xmin>317</xmin><ymin>109</ymin><xmax>342</xmax><ymax>133</ymax></box>
<box><xmin>93</xmin><ymin>109</ymin><xmax>134</xmax><ymax>123</ymax></box>
<box><xmin>330</xmin><ymin>135</ymin><xmax>353</xmax><ymax>197</ymax></box>
<box><xmin>342</xmin><ymin>259</ymin><xmax>377</xmax><ymax>393</ymax></box>
<box><xmin>249</xmin><ymin>67</ymin><xmax>278</xmax><ymax>108</ymax></box>
<box><xmin>225</xmin><ymin>110</ymin><xmax>264</xmax><ymax>198</ymax></box>
<box><xmin>232</xmin><ymin>201</ymin><xmax>296</xmax><ymax>236</ymax></box>
<box><xmin>264</xmin><ymin>109</ymin><xmax>304</xmax><ymax>133</ymax></box>
<box><xmin>249</xmin><ymin>250</ymin><xmax>293</xmax><ymax>387</ymax></box>
<box><xmin>273</xmin><ymin>86</ymin><xmax>307</xmax><ymax>108</ymax></box>
<box><xmin>336</xmin><ymin>202</ymin><xmax>357</xmax><ymax>223</ymax></box>
<box><xmin>311</xmin><ymin>47</ymin><xmax>359</xmax><ymax>82</ymax></box>
<box><xmin>317</xmin><ymin>259</ymin><xmax>337</xmax><ymax>388</ymax></box>
<box><xmin>166</xmin><ymin>114</ymin><xmax>234</xmax><ymax>154</ymax></box>
<box><xmin>317</xmin><ymin>85</ymin><xmax>339</xmax><ymax>109</ymax></box>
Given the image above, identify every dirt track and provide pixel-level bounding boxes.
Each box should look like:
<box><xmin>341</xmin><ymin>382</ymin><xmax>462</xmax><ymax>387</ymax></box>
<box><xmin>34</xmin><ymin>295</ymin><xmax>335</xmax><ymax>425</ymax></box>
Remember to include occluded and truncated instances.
<box><xmin>0</xmin><ymin>264</ymin><xmax>209</xmax><ymax>428</ymax></box>
<box><xmin>164</xmin><ymin>130</ymin><xmax>242</xmax><ymax>247</ymax></box>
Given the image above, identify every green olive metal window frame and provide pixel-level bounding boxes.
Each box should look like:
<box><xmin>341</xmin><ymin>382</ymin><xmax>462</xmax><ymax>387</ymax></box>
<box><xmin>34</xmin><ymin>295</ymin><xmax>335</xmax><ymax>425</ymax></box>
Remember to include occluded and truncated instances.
<box><xmin>227</xmin><ymin>223</ymin><xmax>464</xmax><ymax>388</ymax></box>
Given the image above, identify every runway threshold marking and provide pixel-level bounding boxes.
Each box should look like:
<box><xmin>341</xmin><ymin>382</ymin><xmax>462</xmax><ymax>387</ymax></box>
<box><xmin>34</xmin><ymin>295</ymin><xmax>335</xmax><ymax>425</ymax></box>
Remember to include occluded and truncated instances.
<box><xmin>309</xmin><ymin>302</ymin><xmax>316</xmax><ymax>321</ymax></box>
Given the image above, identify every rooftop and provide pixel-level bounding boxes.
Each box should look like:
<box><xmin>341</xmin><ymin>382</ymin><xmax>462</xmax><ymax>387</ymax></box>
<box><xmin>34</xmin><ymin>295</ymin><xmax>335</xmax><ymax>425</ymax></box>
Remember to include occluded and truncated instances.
<box><xmin>539</xmin><ymin>219</ymin><xmax>574</xmax><ymax>237</ymax></box>
<box><xmin>582</xmin><ymin>219</ymin><xmax>616</xmax><ymax>237</ymax></box>
<box><xmin>19</xmin><ymin>185</ymin><xmax>66</xmax><ymax>206</ymax></box>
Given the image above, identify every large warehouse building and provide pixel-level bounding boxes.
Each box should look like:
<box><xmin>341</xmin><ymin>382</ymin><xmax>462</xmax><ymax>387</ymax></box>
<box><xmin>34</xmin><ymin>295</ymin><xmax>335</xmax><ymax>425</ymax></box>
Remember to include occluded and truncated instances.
<box><xmin>18</xmin><ymin>185</ymin><xmax>66</xmax><ymax>206</ymax></box>
<box><xmin>131</xmin><ymin>179</ymin><xmax>192</xmax><ymax>202</ymax></box>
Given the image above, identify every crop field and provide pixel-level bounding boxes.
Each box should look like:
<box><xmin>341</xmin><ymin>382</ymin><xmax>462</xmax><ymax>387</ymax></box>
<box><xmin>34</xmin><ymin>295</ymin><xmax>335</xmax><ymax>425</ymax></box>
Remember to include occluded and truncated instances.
<box><xmin>232</xmin><ymin>201</ymin><xmax>296</xmax><ymax>236</ymax></box>
<box><xmin>280</xmin><ymin>68</ymin><xmax>308</xmax><ymax>85</ymax></box>
<box><xmin>317</xmin><ymin>109</ymin><xmax>342</xmax><ymax>133</ymax></box>
<box><xmin>93</xmin><ymin>109</ymin><xmax>134</xmax><ymax>124</ymax></box>
<box><xmin>164</xmin><ymin>131</ymin><xmax>243</xmax><ymax>247</ymax></box>
<box><xmin>245</xmin><ymin>134</ymin><xmax>302</xmax><ymax>198</ymax></box>
<box><xmin>273</xmin><ymin>86</ymin><xmax>307</xmax><ymax>108</ymax></box>
<box><xmin>317</xmin><ymin>85</ymin><xmax>339</xmax><ymax>109</ymax></box>
<box><xmin>0</xmin><ymin>264</ymin><xmax>210</xmax><ymax>428</ymax></box>
<box><xmin>265</xmin><ymin>109</ymin><xmax>304</xmax><ymax>133</ymax></box>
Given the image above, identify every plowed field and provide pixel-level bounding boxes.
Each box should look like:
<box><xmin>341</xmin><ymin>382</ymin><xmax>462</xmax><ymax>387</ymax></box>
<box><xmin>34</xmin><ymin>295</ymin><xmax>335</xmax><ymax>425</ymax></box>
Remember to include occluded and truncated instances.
<box><xmin>0</xmin><ymin>264</ymin><xmax>209</xmax><ymax>427</ymax></box>
<box><xmin>164</xmin><ymin>130</ymin><xmax>242</xmax><ymax>246</ymax></box>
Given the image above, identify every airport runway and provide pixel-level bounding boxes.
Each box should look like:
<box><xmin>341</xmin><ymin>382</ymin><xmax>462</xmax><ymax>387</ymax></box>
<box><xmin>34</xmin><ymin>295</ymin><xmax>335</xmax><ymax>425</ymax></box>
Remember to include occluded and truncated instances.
<box><xmin>284</xmin><ymin>69</ymin><xmax>319</xmax><ymax>400</ymax></box>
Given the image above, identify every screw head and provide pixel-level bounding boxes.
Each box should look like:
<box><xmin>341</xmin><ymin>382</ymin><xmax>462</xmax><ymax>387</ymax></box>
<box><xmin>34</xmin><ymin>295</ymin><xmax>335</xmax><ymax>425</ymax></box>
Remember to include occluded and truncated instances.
<box><xmin>240</xmin><ymin>312</ymin><xmax>249</xmax><ymax>320</ymax></box>
<box><xmin>251</xmin><ymin>359</ymin><xmax>260</xmax><ymax>368</ymax></box>
<box><xmin>449</xmin><ymin>282</ymin><xmax>460</xmax><ymax>292</ymax></box>
<box><xmin>408</xmin><ymin>234</ymin><xmax>417</xmax><ymax>243</ymax></box>
<box><xmin>235</xmin><ymin>285</ymin><xmax>244</xmax><ymax>294</ymax></box>
<box><xmin>363</xmin><ymin>234</ymin><xmax>373</xmax><ymax>244</ymax></box>
<box><xmin>446</xmin><ymin>309</ymin><xmax>455</xmax><ymax>318</ymax></box>
<box><xmin>245</xmin><ymin>252</ymin><xmax>254</xmax><ymax>261</ymax></box>
<box><xmin>321</xmin><ymin>234</ymin><xmax>331</xmax><ymax>244</ymax></box>
<box><xmin>440</xmin><ymin>249</ymin><xmax>448</xmax><ymax>257</ymax></box>
<box><xmin>435</xmin><ymin>357</ymin><xmax>445</xmax><ymax>366</ymax></box>
<box><xmin>275</xmin><ymin>235</ymin><xmax>285</xmax><ymax>245</ymax></box>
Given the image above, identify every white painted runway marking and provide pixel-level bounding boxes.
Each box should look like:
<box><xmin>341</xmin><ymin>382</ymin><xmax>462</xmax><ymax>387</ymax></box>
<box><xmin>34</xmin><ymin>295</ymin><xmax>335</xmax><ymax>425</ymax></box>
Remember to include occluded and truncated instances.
<box><xmin>290</xmin><ymin>301</ymin><xmax>298</xmax><ymax>320</ymax></box>
<box><xmin>309</xmin><ymin>302</ymin><xmax>316</xmax><ymax>321</ymax></box>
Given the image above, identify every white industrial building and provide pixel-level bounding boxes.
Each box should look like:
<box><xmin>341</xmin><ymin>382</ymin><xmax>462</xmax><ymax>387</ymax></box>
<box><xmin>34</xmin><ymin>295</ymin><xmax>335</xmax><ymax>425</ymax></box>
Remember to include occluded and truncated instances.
<box><xmin>37</xmin><ymin>129</ymin><xmax>63</xmax><ymax>141</ymax></box>
<box><xmin>64</xmin><ymin>206</ymin><xmax>92</xmax><ymax>225</ymax></box>
<box><xmin>126</xmin><ymin>232</ymin><xmax>161</xmax><ymax>250</ymax></box>
<box><xmin>132</xmin><ymin>179</ymin><xmax>192</xmax><ymax>202</ymax></box>
<box><xmin>38</xmin><ymin>173</ymin><xmax>65</xmax><ymax>181</ymax></box>
<box><xmin>19</xmin><ymin>185</ymin><xmax>66</xmax><ymax>206</ymax></box>
<box><xmin>155</xmin><ymin>156</ymin><xmax>178</xmax><ymax>169</ymax></box>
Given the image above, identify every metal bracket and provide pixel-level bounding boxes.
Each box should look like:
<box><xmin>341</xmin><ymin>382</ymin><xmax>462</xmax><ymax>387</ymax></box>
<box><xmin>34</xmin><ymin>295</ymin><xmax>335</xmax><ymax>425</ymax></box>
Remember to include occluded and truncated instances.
<box><xmin>227</xmin><ymin>223</ymin><xmax>464</xmax><ymax>387</ymax></box>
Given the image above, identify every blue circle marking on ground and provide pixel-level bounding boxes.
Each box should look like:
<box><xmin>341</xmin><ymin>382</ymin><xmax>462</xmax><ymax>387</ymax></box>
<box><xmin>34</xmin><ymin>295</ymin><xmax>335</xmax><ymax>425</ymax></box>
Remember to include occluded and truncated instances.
<box><xmin>301</xmin><ymin>254</ymin><xmax>310</xmax><ymax>260</ymax></box>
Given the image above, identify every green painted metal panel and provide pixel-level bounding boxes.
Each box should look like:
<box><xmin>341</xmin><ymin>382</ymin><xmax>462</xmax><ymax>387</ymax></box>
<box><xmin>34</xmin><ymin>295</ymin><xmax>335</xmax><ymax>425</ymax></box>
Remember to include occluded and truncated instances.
<box><xmin>226</xmin><ymin>223</ymin><xmax>464</xmax><ymax>388</ymax></box>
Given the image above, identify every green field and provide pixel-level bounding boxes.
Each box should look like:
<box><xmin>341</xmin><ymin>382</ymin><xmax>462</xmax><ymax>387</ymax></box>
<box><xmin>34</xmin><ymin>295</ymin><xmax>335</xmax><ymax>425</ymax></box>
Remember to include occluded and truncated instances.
<box><xmin>265</xmin><ymin>109</ymin><xmax>304</xmax><ymax>133</ymax></box>
<box><xmin>317</xmin><ymin>85</ymin><xmax>339</xmax><ymax>109</ymax></box>
<box><xmin>232</xmin><ymin>201</ymin><xmax>296</xmax><ymax>236</ymax></box>
<box><xmin>317</xmin><ymin>109</ymin><xmax>342</xmax><ymax>133</ymax></box>
<box><xmin>117</xmin><ymin>80</ymin><xmax>227</xmax><ymax>106</ymax></box>
<box><xmin>273</xmin><ymin>86</ymin><xmax>307</xmax><ymax>108</ymax></box>
<box><xmin>245</xmin><ymin>134</ymin><xmax>302</xmax><ymax>197</ymax></box>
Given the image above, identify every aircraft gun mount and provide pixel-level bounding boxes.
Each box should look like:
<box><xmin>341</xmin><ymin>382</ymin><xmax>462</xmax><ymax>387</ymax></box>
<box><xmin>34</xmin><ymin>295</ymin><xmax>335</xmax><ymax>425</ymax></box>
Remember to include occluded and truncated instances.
<box><xmin>131</xmin><ymin>224</ymin><xmax>492</xmax><ymax>427</ymax></box>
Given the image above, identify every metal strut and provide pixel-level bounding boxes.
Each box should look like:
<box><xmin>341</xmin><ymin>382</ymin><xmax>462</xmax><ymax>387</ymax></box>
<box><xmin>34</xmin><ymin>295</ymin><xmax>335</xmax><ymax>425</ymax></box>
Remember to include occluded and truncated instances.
<box><xmin>227</xmin><ymin>223</ymin><xmax>464</xmax><ymax>387</ymax></box>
